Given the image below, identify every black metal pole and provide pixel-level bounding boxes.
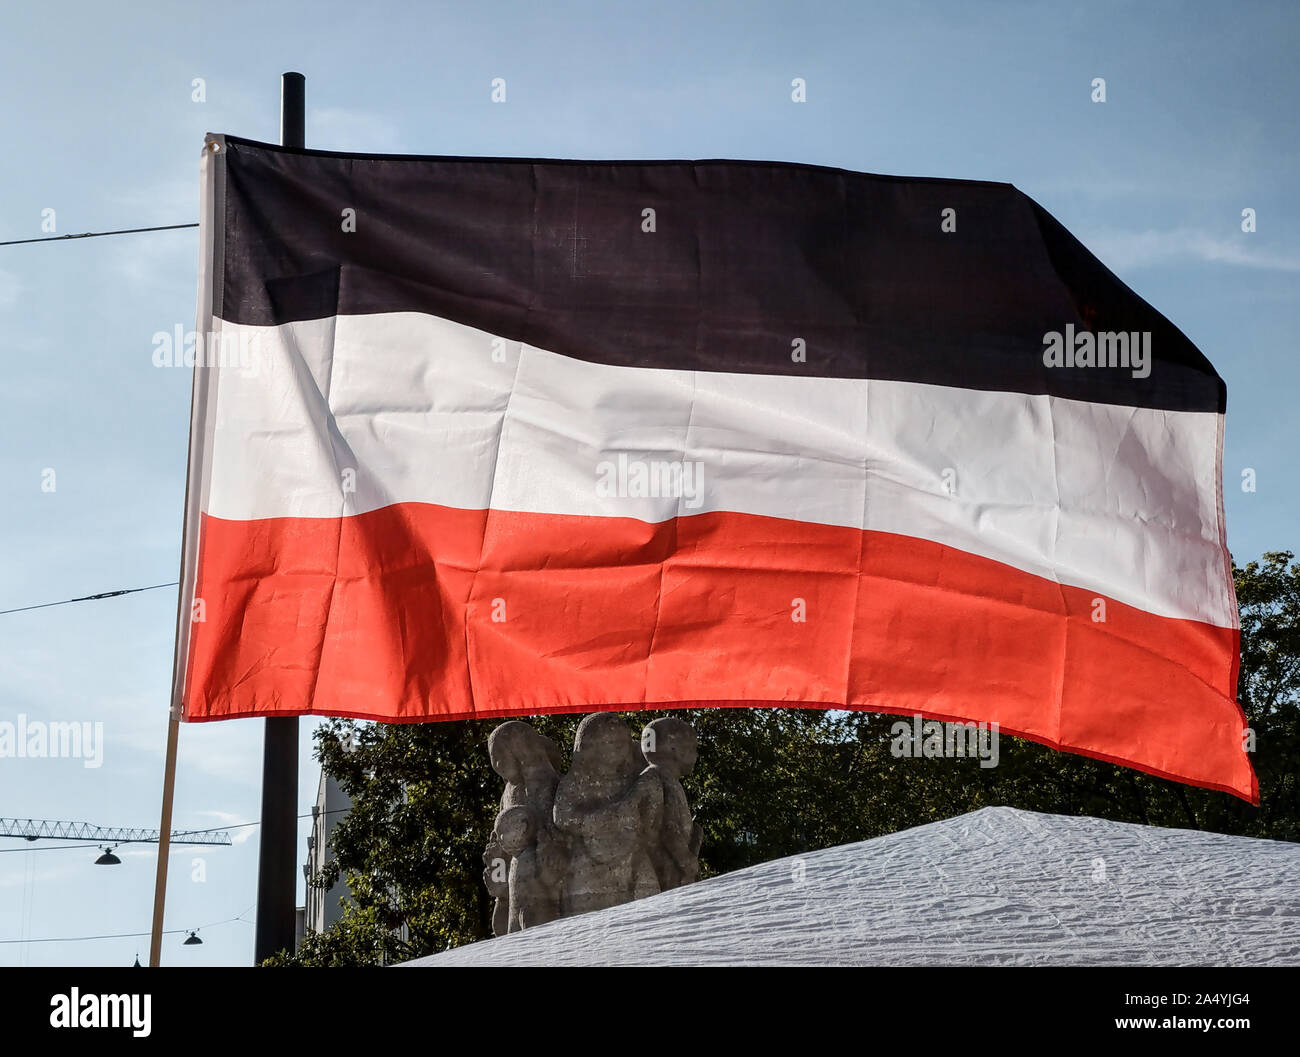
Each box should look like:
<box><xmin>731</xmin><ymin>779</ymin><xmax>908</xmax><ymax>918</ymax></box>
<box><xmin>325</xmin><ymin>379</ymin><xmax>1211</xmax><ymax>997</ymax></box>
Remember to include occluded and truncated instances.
<box><xmin>253</xmin><ymin>71</ymin><xmax>305</xmax><ymax>965</ymax></box>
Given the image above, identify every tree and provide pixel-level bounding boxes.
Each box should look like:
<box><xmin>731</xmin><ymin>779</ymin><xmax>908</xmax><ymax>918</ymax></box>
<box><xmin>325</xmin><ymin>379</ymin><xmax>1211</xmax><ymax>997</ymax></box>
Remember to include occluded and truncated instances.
<box><xmin>274</xmin><ymin>551</ymin><xmax>1300</xmax><ymax>966</ymax></box>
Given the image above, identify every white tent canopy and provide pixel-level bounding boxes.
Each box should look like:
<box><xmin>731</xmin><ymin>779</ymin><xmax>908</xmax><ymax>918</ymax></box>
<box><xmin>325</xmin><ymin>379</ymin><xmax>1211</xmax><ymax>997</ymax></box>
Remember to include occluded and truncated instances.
<box><xmin>402</xmin><ymin>807</ymin><xmax>1300</xmax><ymax>967</ymax></box>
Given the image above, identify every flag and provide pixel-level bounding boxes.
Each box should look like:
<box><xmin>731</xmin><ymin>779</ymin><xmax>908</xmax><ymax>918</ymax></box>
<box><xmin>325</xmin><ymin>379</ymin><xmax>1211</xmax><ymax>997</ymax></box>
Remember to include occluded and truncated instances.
<box><xmin>176</xmin><ymin>134</ymin><xmax>1255</xmax><ymax>803</ymax></box>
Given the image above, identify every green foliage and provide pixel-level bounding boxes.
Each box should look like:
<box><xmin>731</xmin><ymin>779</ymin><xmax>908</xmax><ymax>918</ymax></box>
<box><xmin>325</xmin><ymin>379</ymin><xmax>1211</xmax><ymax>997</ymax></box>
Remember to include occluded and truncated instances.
<box><xmin>273</xmin><ymin>552</ymin><xmax>1300</xmax><ymax>966</ymax></box>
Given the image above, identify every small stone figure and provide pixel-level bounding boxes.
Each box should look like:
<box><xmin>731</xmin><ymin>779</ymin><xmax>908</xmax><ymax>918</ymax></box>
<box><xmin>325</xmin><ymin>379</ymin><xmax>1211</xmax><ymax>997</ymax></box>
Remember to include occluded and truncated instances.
<box><xmin>484</xmin><ymin>721</ymin><xmax>565</xmax><ymax>937</ymax></box>
<box><xmin>640</xmin><ymin>717</ymin><xmax>703</xmax><ymax>890</ymax></box>
<box><xmin>488</xmin><ymin>720</ymin><xmax>563</xmax><ymax>815</ymax></box>
<box><xmin>482</xmin><ymin>713</ymin><xmax>701</xmax><ymax>932</ymax></box>
<box><xmin>494</xmin><ymin>805</ymin><xmax>563</xmax><ymax>932</ymax></box>
<box><xmin>482</xmin><ymin>840</ymin><xmax>511</xmax><ymax>939</ymax></box>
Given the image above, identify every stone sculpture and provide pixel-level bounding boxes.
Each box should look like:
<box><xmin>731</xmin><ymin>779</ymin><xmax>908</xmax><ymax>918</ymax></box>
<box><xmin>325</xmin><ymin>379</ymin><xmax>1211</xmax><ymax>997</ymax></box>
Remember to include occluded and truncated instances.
<box><xmin>483</xmin><ymin>713</ymin><xmax>701</xmax><ymax>934</ymax></box>
<box><xmin>483</xmin><ymin>720</ymin><xmax>565</xmax><ymax>936</ymax></box>
<box><xmin>640</xmin><ymin>717</ymin><xmax>703</xmax><ymax>891</ymax></box>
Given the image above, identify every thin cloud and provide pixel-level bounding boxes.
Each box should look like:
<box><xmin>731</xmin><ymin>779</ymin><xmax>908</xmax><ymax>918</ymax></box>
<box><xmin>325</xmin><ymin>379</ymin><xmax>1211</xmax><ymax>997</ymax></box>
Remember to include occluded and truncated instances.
<box><xmin>109</xmin><ymin>177</ymin><xmax>195</xmax><ymax>222</ymax></box>
<box><xmin>191</xmin><ymin>809</ymin><xmax>257</xmax><ymax>845</ymax></box>
<box><xmin>1085</xmin><ymin>227</ymin><xmax>1300</xmax><ymax>273</ymax></box>
<box><xmin>0</xmin><ymin>861</ymin><xmax>82</xmax><ymax>889</ymax></box>
<box><xmin>309</xmin><ymin>107</ymin><xmax>401</xmax><ymax>153</ymax></box>
<box><xmin>0</xmin><ymin>268</ymin><xmax>19</xmax><ymax>311</ymax></box>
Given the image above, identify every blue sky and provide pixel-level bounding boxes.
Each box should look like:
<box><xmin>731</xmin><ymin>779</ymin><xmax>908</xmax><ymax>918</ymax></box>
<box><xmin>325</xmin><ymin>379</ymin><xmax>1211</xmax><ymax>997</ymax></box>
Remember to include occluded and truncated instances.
<box><xmin>0</xmin><ymin>0</ymin><xmax>1296</xmax><ymax>966</ymax></box>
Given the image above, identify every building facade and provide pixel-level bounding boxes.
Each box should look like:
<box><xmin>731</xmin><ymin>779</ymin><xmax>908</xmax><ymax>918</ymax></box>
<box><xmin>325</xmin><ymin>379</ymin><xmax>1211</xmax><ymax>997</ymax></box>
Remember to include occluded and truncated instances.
<box><xmin>298</xmin><ymin>768</ymin><xmax>353</xmax><ymax>944</ymax></box>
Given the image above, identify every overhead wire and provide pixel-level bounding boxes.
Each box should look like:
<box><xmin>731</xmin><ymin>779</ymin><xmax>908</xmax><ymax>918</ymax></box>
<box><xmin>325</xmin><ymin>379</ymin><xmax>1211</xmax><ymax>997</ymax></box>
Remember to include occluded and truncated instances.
<box><xmin>0</xmin><ymin>223</ymin><xmax>197</xmax><ymax>247</ymax></box>
<box><xmin>0</xmin><ymin>581</ymin><xmax>179</xmax><ymax>616</ymax></box>
<box><xmin>0</xmin><ymin>909</ymin><xmax>253</xmax><ymax>945</ymax></box>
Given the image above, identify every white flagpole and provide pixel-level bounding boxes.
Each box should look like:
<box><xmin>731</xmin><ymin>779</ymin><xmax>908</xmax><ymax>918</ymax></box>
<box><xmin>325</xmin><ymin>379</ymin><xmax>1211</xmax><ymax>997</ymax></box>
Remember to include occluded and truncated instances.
<box><xmin>148</xmin><ymin>115</ymin><xmax>227</xmax><ymax>970</ymax></box>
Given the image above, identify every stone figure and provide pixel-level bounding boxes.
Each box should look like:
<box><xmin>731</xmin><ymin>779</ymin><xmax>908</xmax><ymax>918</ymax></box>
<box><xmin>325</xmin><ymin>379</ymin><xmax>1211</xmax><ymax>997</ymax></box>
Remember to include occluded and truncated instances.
<box><xmin>494</xmin><ymin>805</ymin><xmax>563</xmax><ymax>932</ymax></box>
<box><xmin>482</xmin><ymin>838</ymin><xmax>511</xmax><ymax>938</ymax></box>
<box><xmin>482</xmin><ymin>713</ymin><xmax>701</xmax><ymax>932</ymax></box>
<box><xmin>483</xmin><ymin>721</ymin><xmax>565</xmax><ymax>937</ymax></box>
<box><xmin>639</xmin><ymin>717</ymin><xmax>703</xmax><ymax>890</ymax></box>
<box><xmin>553</xmin><ymin>713</ymin><xmax>662</xmax><ymax>917</ymax></box>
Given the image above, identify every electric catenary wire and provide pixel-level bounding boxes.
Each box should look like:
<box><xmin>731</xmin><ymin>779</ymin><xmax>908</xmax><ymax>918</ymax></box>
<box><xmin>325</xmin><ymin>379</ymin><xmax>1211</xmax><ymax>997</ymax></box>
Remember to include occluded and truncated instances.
<box><xmin>0</xmin><ymin>581</ymin><xmax>179</xmax><ymax>616</ymax></box>
<box><xmin>0</xmin><ymin>223</ymin><xmax>197</xmax><ymax>246</ymax></box>
<box><xmin>0</xmin><ymin>910</ymin><xmax>252</xmax><ymax>945</ymax></box>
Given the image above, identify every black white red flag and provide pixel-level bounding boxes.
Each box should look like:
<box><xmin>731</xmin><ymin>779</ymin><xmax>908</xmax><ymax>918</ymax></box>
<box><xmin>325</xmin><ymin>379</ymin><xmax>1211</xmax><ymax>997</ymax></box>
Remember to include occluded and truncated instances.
<box><xmin>175</xmin><ymin>135</ymin><xmax>1254</xmax><ymax>802</ymax></box>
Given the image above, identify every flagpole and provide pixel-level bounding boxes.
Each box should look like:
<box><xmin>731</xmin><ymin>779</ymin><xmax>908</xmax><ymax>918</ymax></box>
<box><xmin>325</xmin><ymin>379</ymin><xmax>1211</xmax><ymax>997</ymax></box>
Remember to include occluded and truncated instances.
<box><xmin>253</xmin><ymin>70</ymin><xmax>306</xmax><ymax>965</ymax></box>
<box><xmin>147</xmin><ymin>134</ymin><xmax>212</xmax><ymax>962</ymax></box>
<box><xmin>146</xmin><ymin>85</ymin><xmax>244</xmax><ymax>972</ymax></box>
<box><xmin>147</xmin><ymin>712</ymin><xmax>180</xmax><ymax>965</ymax></box>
